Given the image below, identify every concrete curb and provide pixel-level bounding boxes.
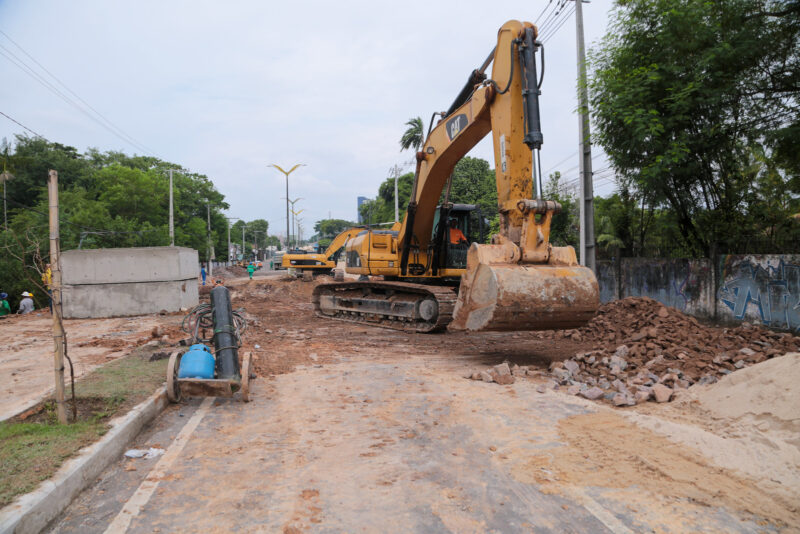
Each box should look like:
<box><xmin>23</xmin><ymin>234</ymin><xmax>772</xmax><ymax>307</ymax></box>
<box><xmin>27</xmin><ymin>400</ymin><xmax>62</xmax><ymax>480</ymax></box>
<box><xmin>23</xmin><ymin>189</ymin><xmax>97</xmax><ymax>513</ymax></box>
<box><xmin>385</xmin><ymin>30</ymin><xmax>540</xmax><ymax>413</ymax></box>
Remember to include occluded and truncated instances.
<box><xmin>0</xmin><ymin>387</ymin><xmax>169</xmax><ymax>534</ymax></box>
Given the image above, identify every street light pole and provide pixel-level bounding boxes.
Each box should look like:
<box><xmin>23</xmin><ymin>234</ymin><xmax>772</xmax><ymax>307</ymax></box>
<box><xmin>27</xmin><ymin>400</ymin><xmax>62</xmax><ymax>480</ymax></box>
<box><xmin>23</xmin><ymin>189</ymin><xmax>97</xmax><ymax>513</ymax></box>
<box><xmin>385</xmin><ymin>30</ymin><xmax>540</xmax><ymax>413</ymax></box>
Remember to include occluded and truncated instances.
<box><xmin>283</xmin><ymin>197</ymin><xmax>303</xmax><ymax>249</ymax></box>
<box><xmin>269</xmin><ymin>163</ymin><xmax>305</xmax><ymax>252</ymax></box>
<box><xmin>291</xmin><ymin>208</ymin><xmax>304</xmax><ymax>246</ymax></box>
<box><xmin>225</xmin><ymin>217</ymin><xmax>239</xmax><ymax>266</ymax></box>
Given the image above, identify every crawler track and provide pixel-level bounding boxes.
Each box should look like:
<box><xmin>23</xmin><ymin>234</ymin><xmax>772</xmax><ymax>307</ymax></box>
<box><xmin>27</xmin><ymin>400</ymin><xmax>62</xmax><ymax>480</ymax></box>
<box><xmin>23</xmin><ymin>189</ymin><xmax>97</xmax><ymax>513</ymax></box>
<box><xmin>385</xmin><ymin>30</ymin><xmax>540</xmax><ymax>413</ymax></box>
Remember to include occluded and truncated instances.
<box><xmin>312</xmin><ymin>281</ymin><xmax>457</xmax><ymax>333</ymax></box>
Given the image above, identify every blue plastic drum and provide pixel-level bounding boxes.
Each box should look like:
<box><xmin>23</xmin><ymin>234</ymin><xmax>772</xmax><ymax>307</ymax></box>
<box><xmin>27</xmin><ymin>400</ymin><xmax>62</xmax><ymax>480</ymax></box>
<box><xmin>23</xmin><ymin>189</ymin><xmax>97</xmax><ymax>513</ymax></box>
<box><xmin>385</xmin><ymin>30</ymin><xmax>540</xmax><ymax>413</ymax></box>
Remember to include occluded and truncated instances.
<box><xmin>178</xmin><ymin>344</ymin><xmax>215</xmax><ymax>379</ymax></box>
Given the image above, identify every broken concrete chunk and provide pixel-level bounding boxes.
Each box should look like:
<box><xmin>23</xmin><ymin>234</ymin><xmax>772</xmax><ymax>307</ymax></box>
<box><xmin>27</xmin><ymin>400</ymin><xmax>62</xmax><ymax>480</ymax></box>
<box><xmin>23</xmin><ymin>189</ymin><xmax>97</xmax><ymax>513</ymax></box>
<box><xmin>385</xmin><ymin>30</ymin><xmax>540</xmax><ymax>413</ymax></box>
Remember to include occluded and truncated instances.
<box><xmin>609</xmin><ymin>355</ymin><xmax>628</xmax><ymax>371</ymax></box>
<box><xmin>495</xmin><ymin>374</ymin><xmax>515</xmax><ymax>385</ymax></box>
<box><xmin>652</xmin><ymin>383</ymin><xmax>673</xmax><ymax>403</ymax></box>
<box><xmin>494</xmin><ymin>362</ymin><xmax>511</xmax><ymax>376</ymax></box>
<box><xmin>614</xmin><ymin>345</ymin><xmax>630</xmax><ymax>359</ymax></box>
<box><xmin>563</xmin><ymin>360</ymin><xmax>580</xmax><ymax>375</ymax></box>
<box><xmin>612</xmin><ymin>393</ymin><xmax>636</xmax><ymax>407</ymax></box>
<box><xmin>479</xmin><ymin>371</ymin><xmax>494</xmax><ymax>383</ymax></box>
<box><xmin>580</xmin><ymin>387</ymin><xmax>604</xmax><ymax>400</ymax></box>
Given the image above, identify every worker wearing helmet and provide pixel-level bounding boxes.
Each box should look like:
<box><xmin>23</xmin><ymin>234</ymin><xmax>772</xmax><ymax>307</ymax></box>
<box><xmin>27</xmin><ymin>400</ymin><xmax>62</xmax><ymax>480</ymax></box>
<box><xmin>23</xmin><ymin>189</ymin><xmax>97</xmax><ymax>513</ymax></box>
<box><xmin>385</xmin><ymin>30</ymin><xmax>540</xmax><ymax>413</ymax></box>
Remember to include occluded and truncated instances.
<box><xmin>448</xmin><ymin>218</ymin><xmax>468</xmax><ymax>245</ymax></box>
<box><xmin>0</xmin><ymin>292</ymin><xmax>10</xmax><ymax>317</ymax></box>
<box><xmin>17</xmin><ymin>291</ymin><xmax>34</xmax><ymax>314</ymax></box>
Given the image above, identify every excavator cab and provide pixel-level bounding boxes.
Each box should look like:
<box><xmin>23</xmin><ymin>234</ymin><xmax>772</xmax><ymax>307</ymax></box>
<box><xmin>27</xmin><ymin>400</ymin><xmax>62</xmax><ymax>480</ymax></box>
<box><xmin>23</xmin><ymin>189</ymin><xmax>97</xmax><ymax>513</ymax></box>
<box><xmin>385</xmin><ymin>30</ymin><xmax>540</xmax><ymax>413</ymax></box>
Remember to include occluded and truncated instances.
<box><xmin>431</xmin><ymin>204</ymin><xmax>482</xmax><ymax>273</ymax></box>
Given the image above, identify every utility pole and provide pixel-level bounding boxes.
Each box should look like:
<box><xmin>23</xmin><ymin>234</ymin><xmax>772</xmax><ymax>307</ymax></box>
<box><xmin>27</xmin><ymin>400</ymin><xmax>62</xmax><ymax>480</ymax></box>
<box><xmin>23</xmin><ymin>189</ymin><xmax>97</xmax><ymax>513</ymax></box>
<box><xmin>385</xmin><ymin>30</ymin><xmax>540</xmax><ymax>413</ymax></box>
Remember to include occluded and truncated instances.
<box><xmin>48</xmin><ymin>170</ymin><xmax>67</xmax><ymax>424</ymax></box>
<box><xmin>575</xmin><ymin>0</ymin><xmax>595</xmax><ymax>271</ymax></box>
<box><xmin>1</xmin><ymin>163</ymin><xmax>13</xmax><ymax>231</ymax></box>
<box><xmin>390</xmin><ymin>164</ymin><xmax>402</xmax><ymax>223</ymax></box>
<box><xmin>206</xmin><ymin>202</ymin><xmax>213</xmax><ymax>277</ymax></box>
<box><xmin>225</xmin><ymin>217</ymin><xmax>239</xmax><ymax>266</ymax></box>
<box><xmin>269</xmin><ymin>164</ymin><xmax>305</xmax><ymax>254</ymax></box>
<box><xmin>166</xmin><ymin>169</ymin><xmax>178</xmax><ymax>246</ymax></box>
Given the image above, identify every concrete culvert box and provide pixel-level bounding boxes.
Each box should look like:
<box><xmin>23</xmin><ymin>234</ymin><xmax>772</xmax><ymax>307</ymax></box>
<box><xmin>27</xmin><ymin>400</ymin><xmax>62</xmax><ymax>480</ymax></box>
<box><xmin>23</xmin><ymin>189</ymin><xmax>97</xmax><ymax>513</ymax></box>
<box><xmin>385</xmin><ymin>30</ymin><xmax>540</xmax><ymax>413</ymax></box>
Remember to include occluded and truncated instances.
<box><xmin>61</xmin><ymin>247</ymin><xmax>199</xmax><ymax>318</ymax></box>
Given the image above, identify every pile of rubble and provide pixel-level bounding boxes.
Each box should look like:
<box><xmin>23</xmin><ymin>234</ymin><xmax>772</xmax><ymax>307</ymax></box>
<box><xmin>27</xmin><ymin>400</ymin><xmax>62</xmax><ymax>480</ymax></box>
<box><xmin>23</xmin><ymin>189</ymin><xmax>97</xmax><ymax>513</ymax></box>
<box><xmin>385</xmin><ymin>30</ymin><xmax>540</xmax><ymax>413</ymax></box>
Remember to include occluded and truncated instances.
<box><xmin>545</xmin><ymin>297</ymin><xmax>800</xmax><ymax>405</ymax></box>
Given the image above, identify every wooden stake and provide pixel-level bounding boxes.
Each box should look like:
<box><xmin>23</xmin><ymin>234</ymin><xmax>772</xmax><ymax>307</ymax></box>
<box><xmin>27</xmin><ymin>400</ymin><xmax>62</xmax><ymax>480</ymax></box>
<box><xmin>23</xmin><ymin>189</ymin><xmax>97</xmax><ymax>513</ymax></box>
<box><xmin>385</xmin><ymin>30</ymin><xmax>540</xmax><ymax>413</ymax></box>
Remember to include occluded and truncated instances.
<box><xmin>48</xmin><ymin>169</ymin><xmax>67</xmax><ymax>424</ymax></box>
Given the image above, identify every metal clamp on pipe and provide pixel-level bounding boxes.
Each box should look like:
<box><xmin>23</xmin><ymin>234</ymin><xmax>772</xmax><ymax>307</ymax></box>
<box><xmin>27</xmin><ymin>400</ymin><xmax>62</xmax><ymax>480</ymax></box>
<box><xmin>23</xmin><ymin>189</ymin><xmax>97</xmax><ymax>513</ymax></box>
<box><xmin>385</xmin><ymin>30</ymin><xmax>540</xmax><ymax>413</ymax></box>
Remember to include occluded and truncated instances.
<box><xmin>517</xmin><ymin>199</ymin><xmax>561</xmax><ymax>214</ymax></box>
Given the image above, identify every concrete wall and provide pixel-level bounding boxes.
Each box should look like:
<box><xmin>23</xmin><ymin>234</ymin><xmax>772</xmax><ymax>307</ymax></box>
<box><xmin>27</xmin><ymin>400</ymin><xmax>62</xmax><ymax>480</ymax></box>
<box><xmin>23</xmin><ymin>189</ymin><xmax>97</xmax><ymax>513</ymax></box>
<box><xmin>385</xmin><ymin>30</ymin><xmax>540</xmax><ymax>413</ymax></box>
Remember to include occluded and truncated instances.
<box><xmin>597</xmin><ymin>254</ymin><xmax>800</xmax><ymax>332</ymax></box>
<box><xmin>61</xmin><ymin>247</ymin><xmax>198</xmax><ymax>318</ymax></box>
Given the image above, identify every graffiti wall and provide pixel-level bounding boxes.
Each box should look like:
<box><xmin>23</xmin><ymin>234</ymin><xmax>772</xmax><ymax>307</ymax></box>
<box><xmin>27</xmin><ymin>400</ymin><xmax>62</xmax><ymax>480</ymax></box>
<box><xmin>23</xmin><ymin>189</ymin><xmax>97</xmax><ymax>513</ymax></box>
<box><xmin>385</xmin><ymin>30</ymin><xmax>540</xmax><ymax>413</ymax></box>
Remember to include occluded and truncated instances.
<box><xmin>717</xmin><ymin>255</ymin><xmax>800</xmax><ymax>332</ymax></box>
<box><xmin>596</xmin><ymin>254</ymin><xmax>800</xmax><ymax>332</ymax></box>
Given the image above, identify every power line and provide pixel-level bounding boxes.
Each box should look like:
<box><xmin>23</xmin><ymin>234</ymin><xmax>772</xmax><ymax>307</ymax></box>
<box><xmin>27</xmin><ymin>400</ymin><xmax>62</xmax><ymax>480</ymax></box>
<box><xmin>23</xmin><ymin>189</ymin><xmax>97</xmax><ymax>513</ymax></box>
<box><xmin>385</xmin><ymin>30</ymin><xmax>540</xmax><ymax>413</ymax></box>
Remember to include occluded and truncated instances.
<box><xmin>0</xmin><ymin>29</ymin><xmax>158</xmax><ymax>157</ymax></box>
<box><xmin>541</xmin><ymin>3</ymin><xmax>576</xmax><ymax>43</ymax></box>
<box><xmin>0</xmin><ymin>29</ymin><xmax>160</xmax><ymax>157</ymax></box>
<box><xmin>0</xmin><ymin>110</ymin><xmax>45</xmax><ymax>138</ymax></box>
<box><xmin>534</xmin><ymin>1</ymin><xmax>557</xmax><ymax>27</ymax></box>
<box><xmin>538</xmin><ymin>0</ymin><xmax>568</xmax><ymax>36</ymax></box>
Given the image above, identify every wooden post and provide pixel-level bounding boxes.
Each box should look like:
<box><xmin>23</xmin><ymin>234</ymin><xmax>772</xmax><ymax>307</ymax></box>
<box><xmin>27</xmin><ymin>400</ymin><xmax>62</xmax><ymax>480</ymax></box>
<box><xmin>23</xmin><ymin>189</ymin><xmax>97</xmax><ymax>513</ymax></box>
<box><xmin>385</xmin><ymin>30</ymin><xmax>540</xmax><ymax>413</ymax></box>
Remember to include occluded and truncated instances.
<box><xmin>48</xmin><ymin>169</ymin><xmax>67</xmax><ymax>424</ymax></box>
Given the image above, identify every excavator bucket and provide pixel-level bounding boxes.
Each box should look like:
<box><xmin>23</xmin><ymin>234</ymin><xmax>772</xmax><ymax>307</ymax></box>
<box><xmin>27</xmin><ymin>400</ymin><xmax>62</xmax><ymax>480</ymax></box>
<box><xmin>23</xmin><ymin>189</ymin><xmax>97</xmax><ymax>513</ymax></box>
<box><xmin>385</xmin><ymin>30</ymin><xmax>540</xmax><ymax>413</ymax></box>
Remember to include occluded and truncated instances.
<box><xmin>450</xmin><ymin>243</ymin><xmax>599</xmax><ymax>331</ymax></box>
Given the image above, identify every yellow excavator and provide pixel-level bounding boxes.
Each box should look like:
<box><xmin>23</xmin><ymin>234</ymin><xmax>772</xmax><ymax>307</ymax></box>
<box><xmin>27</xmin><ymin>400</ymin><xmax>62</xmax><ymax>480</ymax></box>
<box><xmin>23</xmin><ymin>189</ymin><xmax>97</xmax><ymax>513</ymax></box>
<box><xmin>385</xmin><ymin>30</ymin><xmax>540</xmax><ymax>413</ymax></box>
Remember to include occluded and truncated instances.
<box><xmin>282</xmin><ymin>227</ymin><xmax>364</xmax><ymax>276</ymax></box>
<box><xmin>314</xmin><ymin>20</ymin><xmax>599</xmax><ymax>332</ymax></box>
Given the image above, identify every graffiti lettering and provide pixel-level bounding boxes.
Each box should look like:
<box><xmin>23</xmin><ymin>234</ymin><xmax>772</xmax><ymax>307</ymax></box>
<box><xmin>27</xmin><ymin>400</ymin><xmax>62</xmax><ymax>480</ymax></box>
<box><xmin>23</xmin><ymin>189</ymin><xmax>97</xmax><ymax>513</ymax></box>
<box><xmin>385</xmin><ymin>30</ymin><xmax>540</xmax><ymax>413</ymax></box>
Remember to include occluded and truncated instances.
<box><xmin>718</xmin><ymin>259</ymin><xmax>800</xmax><ymax>332</ymax></box>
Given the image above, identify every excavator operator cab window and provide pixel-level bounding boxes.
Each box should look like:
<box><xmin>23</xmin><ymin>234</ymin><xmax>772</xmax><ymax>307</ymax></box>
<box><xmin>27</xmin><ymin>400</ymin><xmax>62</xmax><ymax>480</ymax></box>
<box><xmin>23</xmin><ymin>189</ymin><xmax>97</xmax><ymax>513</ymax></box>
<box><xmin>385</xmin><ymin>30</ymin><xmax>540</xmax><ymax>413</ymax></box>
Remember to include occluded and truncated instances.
<box><xmin>432</xmin><ymin>204</ymin><xmax>475</xmax><ymax>270</ymax></box>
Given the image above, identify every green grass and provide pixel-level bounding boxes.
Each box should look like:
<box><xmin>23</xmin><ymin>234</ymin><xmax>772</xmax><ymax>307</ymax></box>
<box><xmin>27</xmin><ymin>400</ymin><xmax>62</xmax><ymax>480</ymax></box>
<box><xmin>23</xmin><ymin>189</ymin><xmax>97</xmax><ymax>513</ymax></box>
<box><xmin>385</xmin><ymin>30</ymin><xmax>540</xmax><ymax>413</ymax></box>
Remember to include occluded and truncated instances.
<box><xmin>0</xmin><ymin>352</ymin><xmax>169</xmax><ymax>508</ymax></box>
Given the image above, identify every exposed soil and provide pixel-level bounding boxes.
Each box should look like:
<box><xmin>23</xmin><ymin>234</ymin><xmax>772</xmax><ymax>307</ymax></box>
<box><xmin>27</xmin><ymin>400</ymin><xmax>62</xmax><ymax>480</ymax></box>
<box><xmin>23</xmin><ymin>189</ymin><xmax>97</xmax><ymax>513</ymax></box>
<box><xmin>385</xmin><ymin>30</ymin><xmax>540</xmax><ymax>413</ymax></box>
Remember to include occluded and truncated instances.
<box><xmin>229</xmin><ymin>275</ymin><xmax>592</xmax><ymax>378</ymax></box>
<box><xmin>0</xmin><ymin>312</ymin><xmax>182</xmax><ymax>421</ymax></box>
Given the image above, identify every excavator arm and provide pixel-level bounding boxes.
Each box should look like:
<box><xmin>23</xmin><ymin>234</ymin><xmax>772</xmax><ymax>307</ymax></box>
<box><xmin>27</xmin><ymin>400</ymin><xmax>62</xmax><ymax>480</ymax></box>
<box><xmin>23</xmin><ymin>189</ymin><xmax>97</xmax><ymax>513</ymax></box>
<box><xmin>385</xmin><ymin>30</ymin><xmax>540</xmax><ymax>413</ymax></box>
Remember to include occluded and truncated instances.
<box><xmin>323</xmin><ymin>227</ymin><xmax>363</xmax><ymax>262</ymax></box>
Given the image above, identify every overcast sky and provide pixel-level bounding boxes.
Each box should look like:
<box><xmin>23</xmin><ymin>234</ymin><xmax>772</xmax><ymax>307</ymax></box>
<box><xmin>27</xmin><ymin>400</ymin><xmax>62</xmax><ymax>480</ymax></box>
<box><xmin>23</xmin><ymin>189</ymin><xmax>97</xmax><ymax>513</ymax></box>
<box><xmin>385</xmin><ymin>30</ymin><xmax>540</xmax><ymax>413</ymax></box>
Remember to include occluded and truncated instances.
<box><xmin>0</xmin><ymin>0</ymin><xmax>616</xmax><ymax>238</ymax></box>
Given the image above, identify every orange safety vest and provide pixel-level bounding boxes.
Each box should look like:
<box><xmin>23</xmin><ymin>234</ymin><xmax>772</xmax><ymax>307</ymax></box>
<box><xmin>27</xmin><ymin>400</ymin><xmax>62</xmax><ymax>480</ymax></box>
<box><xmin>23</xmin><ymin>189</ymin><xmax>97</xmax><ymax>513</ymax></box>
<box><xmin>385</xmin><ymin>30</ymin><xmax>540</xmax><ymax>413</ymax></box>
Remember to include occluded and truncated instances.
<box><xmin>449</xmin><ymin>227</ymin><xmax>467</xmax><ymax>245</ymax></box>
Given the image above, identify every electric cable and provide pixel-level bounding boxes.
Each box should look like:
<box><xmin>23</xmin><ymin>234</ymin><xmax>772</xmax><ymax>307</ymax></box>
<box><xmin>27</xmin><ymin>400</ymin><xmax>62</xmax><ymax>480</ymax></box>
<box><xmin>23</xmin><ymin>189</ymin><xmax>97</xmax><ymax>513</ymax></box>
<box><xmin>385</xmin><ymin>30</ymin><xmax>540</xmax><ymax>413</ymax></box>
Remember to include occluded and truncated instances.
<box><xmin>0</xmin><ymin>29</ymin><xmax>159</xmax><ymax>157</ymax></box>
<box><xmin>0</xmin><ymin>110</ymin><xmax>44</xmax><ymax>138</ymax></box>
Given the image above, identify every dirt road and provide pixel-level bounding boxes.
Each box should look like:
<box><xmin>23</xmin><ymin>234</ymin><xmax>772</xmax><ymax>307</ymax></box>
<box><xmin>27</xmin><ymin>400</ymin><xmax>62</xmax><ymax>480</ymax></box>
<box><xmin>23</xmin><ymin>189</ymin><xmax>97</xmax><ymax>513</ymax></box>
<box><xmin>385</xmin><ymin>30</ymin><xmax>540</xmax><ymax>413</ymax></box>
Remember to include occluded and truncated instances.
<box><xmin>47</xmin><ymin>275</ymin><xmax>798</xmax><ymax>533</ymax></box>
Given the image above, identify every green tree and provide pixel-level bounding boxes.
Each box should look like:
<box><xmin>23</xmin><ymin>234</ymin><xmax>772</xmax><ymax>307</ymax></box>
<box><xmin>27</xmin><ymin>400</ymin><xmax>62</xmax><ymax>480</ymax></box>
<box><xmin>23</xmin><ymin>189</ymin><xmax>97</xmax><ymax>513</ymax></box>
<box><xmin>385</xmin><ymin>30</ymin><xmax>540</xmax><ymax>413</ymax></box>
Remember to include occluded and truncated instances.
<box><xmin>543</xmin><ymin>172</ymin><xmax>578</xmax><ymax>248</ymax></box>
<box><xmin>399</xmin><ymin>117</ymin><xmax>424</xmax><ymax>152</ymax></box>
<box><xmin>590</xmin><ymin>0</ymin><xmax>800</xmax><ymax>255</ymax></box>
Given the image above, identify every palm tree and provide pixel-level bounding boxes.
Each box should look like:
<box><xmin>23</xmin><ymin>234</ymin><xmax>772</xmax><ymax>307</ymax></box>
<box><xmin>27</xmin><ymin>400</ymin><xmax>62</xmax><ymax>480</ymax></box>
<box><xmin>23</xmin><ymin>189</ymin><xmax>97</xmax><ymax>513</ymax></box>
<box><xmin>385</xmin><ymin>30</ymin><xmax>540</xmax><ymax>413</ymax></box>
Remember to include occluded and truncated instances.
<box><xmin>399</xmin><ymin>117</ymin><xmax>424</xmax><ymax>152</ymax></box>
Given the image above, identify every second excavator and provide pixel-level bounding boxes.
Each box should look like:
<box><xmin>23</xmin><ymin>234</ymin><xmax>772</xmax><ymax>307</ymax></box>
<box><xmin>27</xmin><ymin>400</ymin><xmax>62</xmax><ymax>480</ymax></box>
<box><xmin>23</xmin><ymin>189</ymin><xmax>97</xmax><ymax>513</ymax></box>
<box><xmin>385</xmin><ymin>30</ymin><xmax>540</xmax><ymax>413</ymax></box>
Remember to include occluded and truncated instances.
<box><xmin>282</xmin><ymin>227</ymin><xmax>364</xmax><ymax>276</ymax></box>
<box><xmin>314</xmin><ymin>19</ymin><xmax>599</xmax><ymax>333</ymax></box>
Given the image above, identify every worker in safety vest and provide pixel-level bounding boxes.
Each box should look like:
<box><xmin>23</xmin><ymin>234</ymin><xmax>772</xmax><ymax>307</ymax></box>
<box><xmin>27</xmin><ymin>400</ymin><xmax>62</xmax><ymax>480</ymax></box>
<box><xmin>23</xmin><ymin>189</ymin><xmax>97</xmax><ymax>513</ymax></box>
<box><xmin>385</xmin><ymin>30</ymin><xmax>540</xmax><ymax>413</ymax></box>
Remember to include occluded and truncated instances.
<box><xmin>448</xmin><ymin>218</ymin><xmax>468</xmax><ymax>245</ymax></box>
<box><xmin>42</xmin><ymin>264</ymin><xmax>52</xmax><ymax>313</ymax></box>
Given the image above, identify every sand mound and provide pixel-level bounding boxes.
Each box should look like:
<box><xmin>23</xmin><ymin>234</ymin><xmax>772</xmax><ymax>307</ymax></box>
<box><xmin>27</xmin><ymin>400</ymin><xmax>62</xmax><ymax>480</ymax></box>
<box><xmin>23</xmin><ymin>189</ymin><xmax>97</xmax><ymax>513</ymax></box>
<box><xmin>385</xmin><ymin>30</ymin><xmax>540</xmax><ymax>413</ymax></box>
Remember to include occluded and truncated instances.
<box><xmin>691</xmin><ymin>352</ymin><xmax>800</xmax><ymax>433</ymax></box>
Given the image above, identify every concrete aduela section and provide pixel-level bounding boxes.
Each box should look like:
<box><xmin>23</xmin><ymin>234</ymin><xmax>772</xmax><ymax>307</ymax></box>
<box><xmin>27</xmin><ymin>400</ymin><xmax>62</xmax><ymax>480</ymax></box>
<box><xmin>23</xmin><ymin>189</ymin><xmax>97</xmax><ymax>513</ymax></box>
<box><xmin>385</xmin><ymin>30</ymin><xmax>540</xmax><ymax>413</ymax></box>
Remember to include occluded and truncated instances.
<box><xmin>597</xmin><ymin>254</ymin><xmax>800</xmax><ymax>333</ymax></box>
<box><xmin>61</xmin><ymin>247</ymin><xmax>199</xmax><ymax>318</ymax></box>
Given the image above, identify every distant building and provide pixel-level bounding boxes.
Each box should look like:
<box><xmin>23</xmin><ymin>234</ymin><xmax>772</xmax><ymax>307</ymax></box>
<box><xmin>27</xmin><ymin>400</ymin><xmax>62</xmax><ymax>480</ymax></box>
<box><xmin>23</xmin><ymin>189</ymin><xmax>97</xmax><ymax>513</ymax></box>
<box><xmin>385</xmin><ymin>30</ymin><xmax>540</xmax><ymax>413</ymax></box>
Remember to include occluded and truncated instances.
<box><xmin>357</xmin><ymin>196</ymin><xmax>368</xmax><ymax>223</ymax></box>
